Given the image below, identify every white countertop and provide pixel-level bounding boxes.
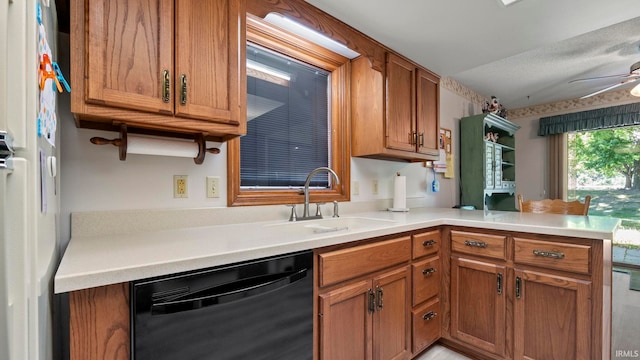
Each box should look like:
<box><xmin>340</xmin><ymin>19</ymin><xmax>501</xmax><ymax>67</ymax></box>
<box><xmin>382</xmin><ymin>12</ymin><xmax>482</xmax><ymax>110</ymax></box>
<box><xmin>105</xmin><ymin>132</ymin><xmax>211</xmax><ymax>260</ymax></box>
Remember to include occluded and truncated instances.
<box><xmin>54</xmin><ymin>207</ymin><xmax>620</xmax><ymax>294</ymax></box>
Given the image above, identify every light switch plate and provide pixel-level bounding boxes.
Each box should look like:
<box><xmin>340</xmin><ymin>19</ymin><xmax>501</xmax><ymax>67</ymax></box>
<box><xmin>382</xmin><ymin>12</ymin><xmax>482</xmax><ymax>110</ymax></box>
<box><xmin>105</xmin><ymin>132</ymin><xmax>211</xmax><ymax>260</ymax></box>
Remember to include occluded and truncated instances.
<box><xmin>352</xmin><ymin>181</ymin><xmax>360</xmax><ymax>195</ymax></box>
<box><xmin>206</xmin><ymin>176</ymin><xmax>220</xmax><ymax>198</ymax></box>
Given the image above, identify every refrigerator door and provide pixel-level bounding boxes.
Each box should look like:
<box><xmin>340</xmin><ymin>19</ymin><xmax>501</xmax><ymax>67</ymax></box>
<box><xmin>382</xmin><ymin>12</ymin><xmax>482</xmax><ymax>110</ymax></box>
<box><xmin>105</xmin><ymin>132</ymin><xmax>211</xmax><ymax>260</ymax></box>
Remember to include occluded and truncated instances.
<box><xmin>2</xmin><ymin>1</ymin><xmax>59</xmax><ymax>360</ymax></box>
<box><xmin>0</xmin><ymin>159</ymin><xmax>30</xmax><ymax>360</ymax></box>
<box><xmin>0</xmin><ymin>0</ymin><xmax>11</xmax><ymax>358</ymax></box>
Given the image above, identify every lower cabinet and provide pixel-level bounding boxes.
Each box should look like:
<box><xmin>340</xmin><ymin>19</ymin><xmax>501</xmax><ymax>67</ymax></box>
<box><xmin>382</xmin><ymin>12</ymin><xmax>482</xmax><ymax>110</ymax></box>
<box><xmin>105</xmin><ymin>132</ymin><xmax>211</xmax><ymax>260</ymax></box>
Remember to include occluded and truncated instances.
<box><xmin>446</xmin><ymin>229</ymin><xmax>607</xmax><ymax>360</ymax></box>
<box><xmin>317</xmin><ymin>236</ymin><xmax>412</xmax><ymax>360</ymax></box>
<box><xmin>450</xmin><ymin>257</ymin><xmax>506</xmax><ymax>357</ymax></box>
<box><xmin>410</xmin><ymin>230</ymin><xmax>441</xmax><ymax>355</ymax></box>
<box><xmin>66</xmin><ymin>227</ymin><xmax>608</xmax><ymax>360</ymax></box>
<box><xmin>319</xmin><ymin>266</ymin><xmax>410</xmax><ymax>360</ymax></box>
<box><xmin>513</xmin><ymin>269</ymin><xmax>592</xmax><ymax>360</ymax></box>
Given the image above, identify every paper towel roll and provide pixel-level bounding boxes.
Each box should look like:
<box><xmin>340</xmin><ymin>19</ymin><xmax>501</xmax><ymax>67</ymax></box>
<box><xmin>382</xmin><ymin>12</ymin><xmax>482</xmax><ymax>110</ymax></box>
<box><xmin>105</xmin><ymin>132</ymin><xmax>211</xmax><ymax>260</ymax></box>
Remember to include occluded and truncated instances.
<box><xmin>127</xmin><ymin>135</ymin><xmax>199</xmax><ymax>158</ymax></box>
<box><xmin>392</xmin><ymin>174</ymin><xmax>406</xmax><ymax>210</ymax></box>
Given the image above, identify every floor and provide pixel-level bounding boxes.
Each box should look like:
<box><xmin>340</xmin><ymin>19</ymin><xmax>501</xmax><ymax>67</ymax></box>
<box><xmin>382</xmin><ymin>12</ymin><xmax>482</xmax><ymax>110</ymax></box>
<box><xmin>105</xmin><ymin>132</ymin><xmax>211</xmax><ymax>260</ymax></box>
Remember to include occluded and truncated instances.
<box><xmin>415</xmin><ymin>271</ymin><xmax>640</xmax><ymax>360</ymax></box>
<box><xmin>613</xmin><ymin>228</ymin><xmax>640</xmax><ymax>267</ymax></box>
<box><xmin>613</xmin><ymin>245</ymin><xmax>640</xmax><ymax>267</ymax></box>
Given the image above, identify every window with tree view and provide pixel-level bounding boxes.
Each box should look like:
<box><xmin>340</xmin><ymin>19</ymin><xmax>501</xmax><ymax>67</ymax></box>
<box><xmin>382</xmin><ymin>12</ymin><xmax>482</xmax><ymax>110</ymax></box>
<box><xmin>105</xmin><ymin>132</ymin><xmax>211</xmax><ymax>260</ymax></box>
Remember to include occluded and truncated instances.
<box><xmin>568</xmin><ymin>125</ymin><xmax>640</xmax><ymax>265</ymax></box>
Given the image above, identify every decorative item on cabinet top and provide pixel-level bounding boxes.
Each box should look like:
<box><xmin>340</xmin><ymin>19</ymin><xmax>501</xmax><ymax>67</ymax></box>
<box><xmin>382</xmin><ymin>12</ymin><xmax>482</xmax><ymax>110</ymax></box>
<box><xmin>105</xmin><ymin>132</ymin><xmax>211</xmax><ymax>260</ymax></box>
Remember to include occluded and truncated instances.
<box><xmin>90</xmin><ymin>125</ymin><xmax>220</xmax><ymax>164</ymax></box>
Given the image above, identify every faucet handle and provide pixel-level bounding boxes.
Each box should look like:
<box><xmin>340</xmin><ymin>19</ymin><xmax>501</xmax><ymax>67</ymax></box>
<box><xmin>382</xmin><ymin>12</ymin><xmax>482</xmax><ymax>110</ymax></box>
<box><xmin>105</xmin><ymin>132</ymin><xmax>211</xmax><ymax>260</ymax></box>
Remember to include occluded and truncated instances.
<box><xmin>333</xmin><ymin>201</ymin><xmax>340</xmax><ymax>218</ymax></box>
<box><xmin>286</xmin><ymin>204</ymin><xmax>298</xmax><ymax>222</ymax></box>
<box><xmin>315</xmin><ymin>203</ymin><xmax>326</xmax><ymax>217</ymax></box>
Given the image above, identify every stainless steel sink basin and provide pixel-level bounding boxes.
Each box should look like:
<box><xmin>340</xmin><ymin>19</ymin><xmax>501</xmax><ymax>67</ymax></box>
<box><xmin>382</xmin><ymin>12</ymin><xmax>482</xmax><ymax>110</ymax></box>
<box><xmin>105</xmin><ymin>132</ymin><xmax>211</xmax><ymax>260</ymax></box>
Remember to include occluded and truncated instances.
<box><xmin>265</xmin><ymin>216</ymin><xmax>396</xmax><ymax>234</ymax></box>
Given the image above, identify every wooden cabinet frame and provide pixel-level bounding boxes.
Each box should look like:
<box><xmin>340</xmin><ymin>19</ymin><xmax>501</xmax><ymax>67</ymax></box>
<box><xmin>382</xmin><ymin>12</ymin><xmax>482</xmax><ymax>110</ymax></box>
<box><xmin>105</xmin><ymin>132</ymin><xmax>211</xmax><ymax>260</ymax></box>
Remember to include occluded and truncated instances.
<box><xmin>440</xmin><ymin>226</ymin><xmax>610</xmax><ymax>360</ymax></box>
<box><xmin>71</xmin><ymin>0</ymin><xmax>246</xmax><ymax>141</ymax></box>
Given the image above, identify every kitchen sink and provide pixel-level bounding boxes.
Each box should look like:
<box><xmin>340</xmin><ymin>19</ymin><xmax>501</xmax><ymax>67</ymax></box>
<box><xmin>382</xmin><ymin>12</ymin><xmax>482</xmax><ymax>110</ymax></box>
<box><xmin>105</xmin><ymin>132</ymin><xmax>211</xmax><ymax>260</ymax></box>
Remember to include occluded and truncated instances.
<box><xmin>265</xmin><ymin>216</ymin><xmax>397</xmax><ymax>234</ymax></box>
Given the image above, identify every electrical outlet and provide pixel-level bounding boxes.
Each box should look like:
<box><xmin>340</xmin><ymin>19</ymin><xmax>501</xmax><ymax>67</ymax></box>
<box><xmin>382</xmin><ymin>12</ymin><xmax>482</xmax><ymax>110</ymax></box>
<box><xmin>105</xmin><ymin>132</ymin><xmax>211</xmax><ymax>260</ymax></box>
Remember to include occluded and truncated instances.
<box><xmin>372</xmin><ymin>179</ymin><xmax>379</xmax><ymax>195</ymax></box>
<box><xmin>206</xmin><ymin>176</ymin><xmax>220</xmax><ymax>198</ymax></box>
<box><xmin>352</xmin><ymin>181</ymin><xmax>360</xmax><ymax>195</ymax></box>
<box><xmin>174</xmin><ymin>175</ymin><xmax>188</xmax><ymax>198</ymax></box>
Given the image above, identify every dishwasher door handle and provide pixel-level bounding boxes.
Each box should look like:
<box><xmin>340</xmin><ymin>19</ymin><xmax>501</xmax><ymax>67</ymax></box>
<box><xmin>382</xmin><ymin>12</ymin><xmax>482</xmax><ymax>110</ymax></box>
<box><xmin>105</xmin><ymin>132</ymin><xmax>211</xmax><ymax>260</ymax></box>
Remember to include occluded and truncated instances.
<box><xmin>151</xmin><ymin>268</ymin><xmax>309</xmax><ymax>315</ymax></box>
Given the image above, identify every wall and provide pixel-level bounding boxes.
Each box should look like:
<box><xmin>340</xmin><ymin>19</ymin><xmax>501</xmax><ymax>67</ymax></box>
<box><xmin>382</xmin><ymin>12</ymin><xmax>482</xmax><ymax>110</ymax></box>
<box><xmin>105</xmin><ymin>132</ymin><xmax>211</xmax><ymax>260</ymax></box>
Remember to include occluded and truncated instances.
<box><xmin>58</xmin><ymin>36</ymin><xmax>482</xmax><ymax>250</ymax></box>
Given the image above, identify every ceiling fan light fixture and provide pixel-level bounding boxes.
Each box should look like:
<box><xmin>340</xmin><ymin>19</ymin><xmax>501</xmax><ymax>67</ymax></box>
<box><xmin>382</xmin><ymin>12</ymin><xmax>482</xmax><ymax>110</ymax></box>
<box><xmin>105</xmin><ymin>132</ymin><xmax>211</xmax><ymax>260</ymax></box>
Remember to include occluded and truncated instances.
<box><xmin>630</xmin><ymin>83</ymin><xmax>640</xmax><ymax>97</ymax></box>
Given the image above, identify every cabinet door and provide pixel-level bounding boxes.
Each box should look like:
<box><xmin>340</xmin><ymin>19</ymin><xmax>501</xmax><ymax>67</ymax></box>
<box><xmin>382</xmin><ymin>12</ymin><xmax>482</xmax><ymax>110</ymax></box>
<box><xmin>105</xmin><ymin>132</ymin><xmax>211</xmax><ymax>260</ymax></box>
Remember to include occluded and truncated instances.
<box><xmin>485</xmin><ymin>142</ymin><xmax>494</xmax><ymax>189</ymax></box>
<box><xmin>373</xmin><ymin>266</ymin><xmax>410</xmax><ymax>360</ymax></box>
<box><xmin>494</xmin><ymin>145</ymin><xmax>503</xmax><ymax>188</ymax></box>
<box><xmin>415</xmin><ymin>68</ymin><xmax>439</xmax><ymax>156</ymax></box>
<box><xmin>175</xmin><ymin>0</ymin><xmax>243</xmax><ymax>123</ymax></box>
<box><xmin>450</xmin><ymin>257</ymin><xmax>506</xmax><ymax>357</ymax></box>
<box><xmin>513</xmin><ymin>269</ymin><xmax>592</xmax><ymax>360</ymax></box>
<box><xmin>319</xmin><ymin>280</ymin><xmax>372</xmax><ymax>360</ymax></box>
<box><xmin>86</xmin><ymin>0</ymin><xmax>174</xmax><ymax>114</ymax></box>
<box><xmin>385</xmin><ymin>53</ymin><xmax>416</xmax><ymax>152</ymax></box>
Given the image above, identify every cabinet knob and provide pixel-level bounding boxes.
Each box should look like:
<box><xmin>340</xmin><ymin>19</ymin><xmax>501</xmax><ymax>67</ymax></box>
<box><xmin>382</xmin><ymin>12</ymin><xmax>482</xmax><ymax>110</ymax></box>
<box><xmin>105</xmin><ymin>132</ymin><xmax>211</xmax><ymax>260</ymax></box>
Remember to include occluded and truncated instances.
<box><xmin>423</xmin><ymin>311</ymin><xmax>437</xmax><ymax>321</ymax></box>
<box><xmin>422</xmin><ymin>240</ymin><xmax>437</xmax><ymax>247</ymax></box>
<box><xmin>422</xmin><ymin>267</ymin><xmax>437</xmax><ymax>275</ymax></box>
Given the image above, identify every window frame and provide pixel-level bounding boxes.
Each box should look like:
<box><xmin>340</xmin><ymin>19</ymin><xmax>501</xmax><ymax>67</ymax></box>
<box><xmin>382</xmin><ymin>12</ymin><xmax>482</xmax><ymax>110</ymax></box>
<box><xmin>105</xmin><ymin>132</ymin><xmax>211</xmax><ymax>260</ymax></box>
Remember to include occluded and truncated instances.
<box><xmin>227</xmin><ymin>14</ymin><xmax>351</xmax><ymax>206</ymax></box>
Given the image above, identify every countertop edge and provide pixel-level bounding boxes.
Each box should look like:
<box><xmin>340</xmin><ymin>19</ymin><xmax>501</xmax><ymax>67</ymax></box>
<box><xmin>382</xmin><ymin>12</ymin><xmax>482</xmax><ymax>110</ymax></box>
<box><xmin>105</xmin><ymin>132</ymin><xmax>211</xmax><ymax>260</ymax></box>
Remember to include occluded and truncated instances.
<box><xmin>54</xmin><ymin>209</ymin><xmax>620</xmax><ymax>294</ymax></box>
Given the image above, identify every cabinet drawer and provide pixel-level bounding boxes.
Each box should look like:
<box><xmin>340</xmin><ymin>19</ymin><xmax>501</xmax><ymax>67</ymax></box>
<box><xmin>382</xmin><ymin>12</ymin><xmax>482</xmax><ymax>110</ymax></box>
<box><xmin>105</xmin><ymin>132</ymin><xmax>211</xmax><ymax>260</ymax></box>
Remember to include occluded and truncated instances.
<box><xmin>412</xmin><ymin>256</ymin><xmax>440</xmax><ymax>306</ymax></box>
<box><xmin>412</xmin><ymin>298</ymin><xmax>441</xmax><ymax>354</ymax></box>
<box><xmin>319</xmin><ymin>237</ymin><xmax>411</xmax><ymax>287</ymax></box>
<box><xmin>514</xmin><ymin>238</ymin><xmax>591</xmax><ymax>274</ymax></box>
<box><xmin>451</xmin><ymin>231</ymin><xmax>506</xmax><ymax>260</ymax></box>
<box><xmin>412</xmin><ymin>230</ymin><xmax>441</xmax><ymax>259</ymax></box>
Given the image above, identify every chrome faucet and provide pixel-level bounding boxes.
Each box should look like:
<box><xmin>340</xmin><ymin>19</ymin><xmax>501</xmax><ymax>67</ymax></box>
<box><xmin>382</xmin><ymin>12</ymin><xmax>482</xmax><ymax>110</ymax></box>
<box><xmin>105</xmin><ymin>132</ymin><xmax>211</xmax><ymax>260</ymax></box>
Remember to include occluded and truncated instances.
<box><xmin>300</xmin><ymin>167</ymin><xmax>340</xmax><ymax>220</ymax></box>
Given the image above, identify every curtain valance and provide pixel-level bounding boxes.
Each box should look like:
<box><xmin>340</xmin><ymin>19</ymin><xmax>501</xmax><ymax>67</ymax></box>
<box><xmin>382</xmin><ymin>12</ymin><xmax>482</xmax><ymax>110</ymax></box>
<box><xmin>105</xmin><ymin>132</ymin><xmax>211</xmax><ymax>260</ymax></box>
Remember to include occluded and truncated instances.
<box><xmin>538</xmin><ymin>102</ymin><xmax>640</xmax><ymax>136</ymax></box>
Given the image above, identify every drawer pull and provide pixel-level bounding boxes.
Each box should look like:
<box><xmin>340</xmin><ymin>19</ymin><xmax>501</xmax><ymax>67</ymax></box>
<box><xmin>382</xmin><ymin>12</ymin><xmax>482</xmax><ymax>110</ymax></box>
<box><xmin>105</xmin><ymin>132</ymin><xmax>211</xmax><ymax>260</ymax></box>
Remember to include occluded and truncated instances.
<box><xmin>368</xmin><ymin>289</ymin><xmax>375</xmax><ymax>313</ymax></box>
<box><xmin>533</xmin><ymin>249</ymin><xmax>565</xmax><ymax>259</ymax></box>
<box><xmin>423</xmin><ymin>311</ymin><xmax>437</xmax><ymax>321</ymax></box>
<box><xmin>422</xmin><ymin>267</ymin><xmax>437</xmax><ymax>275</ymax></box>
<box><xmin>422</xmin><ymin>240</ymin><xmax>437</xmax><ymax>247</ymax></box>
<box><xmin>464</xmin><ymin>240</ymin><xmax>488</xmax><ymax>248</ymax></box>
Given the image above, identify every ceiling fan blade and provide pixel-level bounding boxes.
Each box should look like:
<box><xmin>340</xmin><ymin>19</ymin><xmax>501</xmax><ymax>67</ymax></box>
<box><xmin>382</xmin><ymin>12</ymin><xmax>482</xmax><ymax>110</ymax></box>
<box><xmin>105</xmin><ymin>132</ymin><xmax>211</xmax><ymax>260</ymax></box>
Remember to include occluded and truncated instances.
<box><xmin>569</xmin><ymin>73</ymin><xmax>639</xmax><ymax>83</ymax></box>
<box><xmin>579</xmin><ymin>77</ymin><xmax>640</xmax><ymax>99</ymax></box>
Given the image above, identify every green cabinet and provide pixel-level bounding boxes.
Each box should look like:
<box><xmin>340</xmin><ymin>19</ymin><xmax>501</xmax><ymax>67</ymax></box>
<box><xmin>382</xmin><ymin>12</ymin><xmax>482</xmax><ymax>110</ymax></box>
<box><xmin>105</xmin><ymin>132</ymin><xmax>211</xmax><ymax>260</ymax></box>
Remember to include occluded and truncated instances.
<box><xmin>460</xmin><ymin>113</ymin><xmax>520</xmax><ymax>211</ymax></box>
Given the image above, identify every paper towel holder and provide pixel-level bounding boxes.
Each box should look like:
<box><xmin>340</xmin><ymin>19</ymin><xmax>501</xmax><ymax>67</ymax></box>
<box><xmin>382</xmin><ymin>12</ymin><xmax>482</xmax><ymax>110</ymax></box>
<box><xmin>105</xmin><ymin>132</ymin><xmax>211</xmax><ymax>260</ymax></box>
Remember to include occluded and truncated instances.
<box><xmin>89</xmin><ymin>125</ymin><xmax>220</xmax><ymax>164</ymax></box>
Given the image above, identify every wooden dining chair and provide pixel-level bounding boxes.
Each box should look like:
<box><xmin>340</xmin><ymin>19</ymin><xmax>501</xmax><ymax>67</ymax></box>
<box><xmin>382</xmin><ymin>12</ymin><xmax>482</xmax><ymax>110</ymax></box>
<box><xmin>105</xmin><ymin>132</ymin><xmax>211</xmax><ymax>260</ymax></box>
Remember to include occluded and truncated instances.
<box><xmin>517</xmin><ymin>194</ymin><xmax>591</xmax><ymax>215</ymax></box>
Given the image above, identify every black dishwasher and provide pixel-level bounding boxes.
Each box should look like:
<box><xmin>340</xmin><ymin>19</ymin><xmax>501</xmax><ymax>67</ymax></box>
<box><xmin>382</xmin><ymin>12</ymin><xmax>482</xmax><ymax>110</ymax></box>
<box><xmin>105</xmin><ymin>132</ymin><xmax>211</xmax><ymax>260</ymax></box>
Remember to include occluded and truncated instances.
<box><xmin>131</xmin><ymin>250</ymin><xmax>313</xmax><ymax>360</ymax></box>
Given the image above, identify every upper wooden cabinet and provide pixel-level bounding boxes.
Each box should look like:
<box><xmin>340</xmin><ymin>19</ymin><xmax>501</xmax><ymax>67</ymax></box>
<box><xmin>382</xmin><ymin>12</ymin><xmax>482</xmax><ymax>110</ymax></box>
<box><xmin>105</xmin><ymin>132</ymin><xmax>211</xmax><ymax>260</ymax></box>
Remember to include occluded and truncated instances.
<box><xmin>71</xmin><ymin>0</ymin><xmax>246</xmax><ymax>141</ymax></box>
<box><xmin>352</xmin><ymin>52</ymin><xmax>440</xmax><ymax>162</ymax></box>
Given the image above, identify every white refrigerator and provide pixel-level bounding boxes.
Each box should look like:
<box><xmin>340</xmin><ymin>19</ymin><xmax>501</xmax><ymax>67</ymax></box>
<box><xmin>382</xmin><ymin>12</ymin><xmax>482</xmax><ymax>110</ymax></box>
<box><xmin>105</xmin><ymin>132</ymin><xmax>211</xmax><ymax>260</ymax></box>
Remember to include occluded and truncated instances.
<box><xmin>1</xmin><ymin>1</ymin><xmax>60</xmax><ymax>360</ymax></box>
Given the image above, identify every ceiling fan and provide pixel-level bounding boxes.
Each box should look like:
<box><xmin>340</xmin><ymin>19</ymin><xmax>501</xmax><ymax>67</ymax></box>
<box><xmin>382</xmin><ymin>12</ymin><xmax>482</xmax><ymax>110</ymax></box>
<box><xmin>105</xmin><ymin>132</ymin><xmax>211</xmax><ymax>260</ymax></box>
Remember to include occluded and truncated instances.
<box><xmin>569</xmin><ymin>61</ymin><xmax>640</xmax><ymax>99</ymax></box>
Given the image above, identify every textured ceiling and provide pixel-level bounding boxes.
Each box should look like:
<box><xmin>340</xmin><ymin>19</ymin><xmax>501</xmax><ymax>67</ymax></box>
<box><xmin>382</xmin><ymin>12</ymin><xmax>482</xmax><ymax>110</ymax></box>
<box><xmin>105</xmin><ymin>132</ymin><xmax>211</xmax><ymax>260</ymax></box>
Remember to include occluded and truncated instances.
<box><xmin>305</xmin><ymin>0</ymin><xmax>640</xmax><ymax>109</ymax></box>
